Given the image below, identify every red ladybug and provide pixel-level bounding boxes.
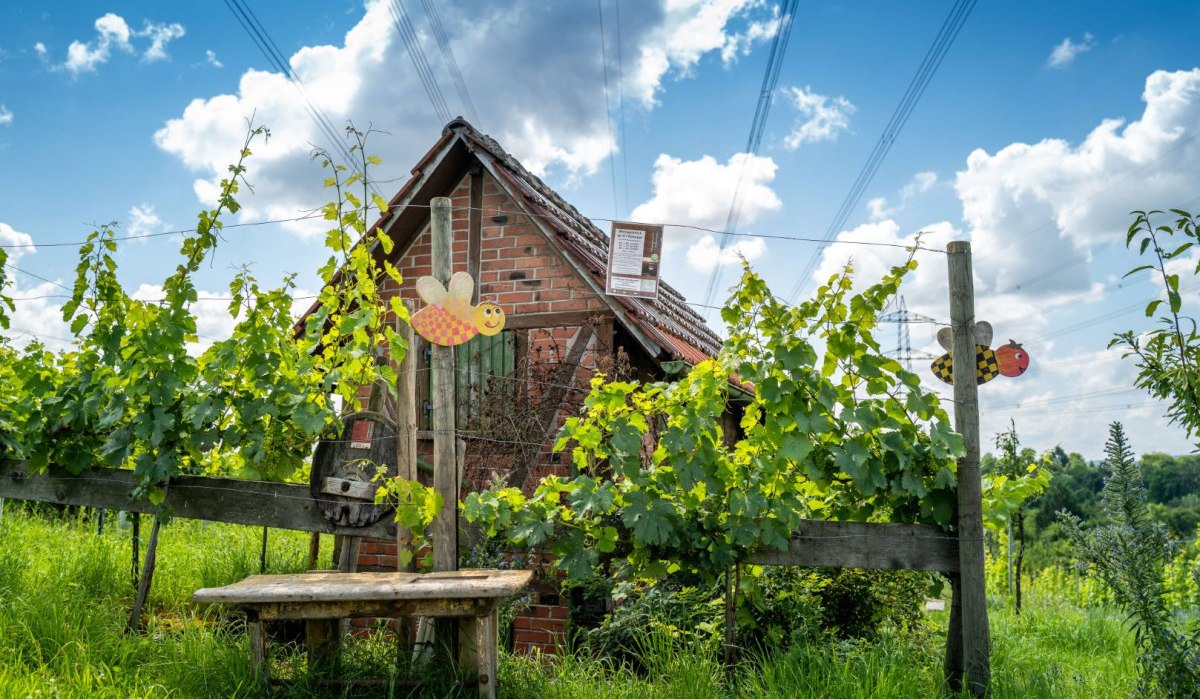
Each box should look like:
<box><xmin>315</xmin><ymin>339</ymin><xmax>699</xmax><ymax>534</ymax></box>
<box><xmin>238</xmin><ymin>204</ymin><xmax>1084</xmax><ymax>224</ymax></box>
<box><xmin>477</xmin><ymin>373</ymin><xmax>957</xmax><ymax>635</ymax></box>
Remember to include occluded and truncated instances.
<box><xmin>995</xmin><ymin>340</ymin><xmax>1029</xmax><ymax>377</ymax></box>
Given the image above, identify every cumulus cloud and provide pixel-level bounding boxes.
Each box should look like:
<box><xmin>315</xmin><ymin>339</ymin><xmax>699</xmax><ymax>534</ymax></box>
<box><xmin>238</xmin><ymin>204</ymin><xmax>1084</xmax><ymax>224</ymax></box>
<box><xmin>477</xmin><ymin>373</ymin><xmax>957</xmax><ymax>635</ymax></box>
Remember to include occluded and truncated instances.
<box><xmin>0</xmin><ymin>222</ymin><xmax>74</xmax><ymax>351</ymax></box>
<box><xmin>629</xmin><ymin>150</ymin><xmax>779</xmax><ymax>272</ymax></box>
<box><xmin>139</xmin><ymin>21</ymin><xmax>186</xmax><ymax>62</ymax></box>
<box><xmin>127</xmin><ymin>204</ymin><xmax>169</xmax><ymax>241</ymax></box>
<box><xmin>156</xmin><ymin>0</ymin><xmax>771</xmax><ymax>237</ymax></box>
<box><xmin>720</xmin><ymin>4</ymin><xmax>780</xmax><ymax>64</ymax></box>
<box><xmin>1046</xmin><ymin>33</ymin><xmax>1094</xmax><ymax>68</ymax></box>
<box><xmin>624</xmin><ymin>0</ymin><xmax>779</xmax><ymax>106</ymax></box>
<box><xmin>783</xmin><ymin>85</ymin><xmax>854</xmax><ymax>149</ymax></box>
<box><xmin>686</xmin><ymin>234</ymin><xmax>766</xmax><ymax>271</ymax></box>
<box><xmin>33</xmin><ymin>42</ymin><xmax>47</xmax><ymax>60</ymax></box>
<box><xmin>956</xmin><ymin>68</ymin><xmax>1200</xmax><ymax>297</ymax></box>
<box><xmin>63</xmin><ymin>12</ymin><xmax>133</xmax><ymax>76</ymax></box>
<box><xmin>205</xmin><ymin>50</ymin><xmax>223</xmax><ymax>68</ymax></box>
<box><xmin>57</xmin><ymin>13</ymin><xmax>185</xmax><ymax>76</ymax></box>
<box><xmin>867</xmin><ymin>171</ymin><xmax>938</xmax><ymax>221</ymax></box>
<box><xmin>0</xmin><ymin>105</ymin><xmax>11</xmax><ymax>126</ymax></box>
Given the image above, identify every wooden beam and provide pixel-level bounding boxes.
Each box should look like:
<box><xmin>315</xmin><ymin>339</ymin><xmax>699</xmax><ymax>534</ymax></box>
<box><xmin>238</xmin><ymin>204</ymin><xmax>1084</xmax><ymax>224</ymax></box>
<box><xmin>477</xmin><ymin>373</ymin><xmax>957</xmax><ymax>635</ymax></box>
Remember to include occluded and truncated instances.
<box><xmin>746</xmin><ymin>520</ymin><xmax>959</xmax><ymax>572</ymax></box>
<box><xmin>468</xmin><ymin>168</ymin><xmax>483</xmax><ymax>304</ymax></box>
<box><xmin>947</xmin><ymin>240</ymin><xmax>990</xmax><ymax>696</ymax></box>
<box><xmin>429</xmin><ymin>196</ymin><xmax>458</xmax><ymax>573</ymax></box>
<box><xmin>0</xmin><ymin>459</ymin><xmax>397</xmax><ymax>539</ymax></box>
<box><xmin>502</xmin><ymin>310</ymin><xmax>613</xmax><ymax>331</ymax></box>
<box><xmin>396</xmin><ymin>302</ymin><xmax>419</xmax><ymax>573</ymax></box>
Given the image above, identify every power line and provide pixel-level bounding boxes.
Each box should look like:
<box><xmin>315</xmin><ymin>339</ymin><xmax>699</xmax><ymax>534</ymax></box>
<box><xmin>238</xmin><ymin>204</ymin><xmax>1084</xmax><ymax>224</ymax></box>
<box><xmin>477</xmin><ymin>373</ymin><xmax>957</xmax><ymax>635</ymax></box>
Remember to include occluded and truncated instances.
<box><xmin>597</xmin><ymin>0</ymin><xmax>621</xmax><ymax>220</ymax></box>
<box><xmin>223</xmin><ymin>0</ymin><xmax>363</xmax><ymax>182</ymax></box>
<box><xmin>416</xmin><ymin>0</ymin><xmax>478</xmax><ymax>124</ymax></box>
<box><xmin>612</xmin><ymin>0</ymin><xmax>630</xmax><ymax>217</ymax></box>
<box><xmin>387</xmin><ymin>0</ymin><xmax>453</xmax><ymax>124</ymax></box>
<box><xmin>789</xmin><ymin>0</ymin><xmax>977</xmax><ymax>302</ymax></box>
<box><xmin>701</xmin><ymin>0</ymin><xmax>800</xmax><ymax>312</ymax></box>
<box><xmin>0</xmin><ymin>211</ymin><xmax>326</xmax><ymax>250</ymax></box>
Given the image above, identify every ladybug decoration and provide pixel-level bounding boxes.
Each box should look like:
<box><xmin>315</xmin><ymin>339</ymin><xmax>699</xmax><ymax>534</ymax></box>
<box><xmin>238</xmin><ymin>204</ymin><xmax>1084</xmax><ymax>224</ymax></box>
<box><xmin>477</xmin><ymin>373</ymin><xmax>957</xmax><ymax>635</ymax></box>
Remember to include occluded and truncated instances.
<box><xmin>930</xmin><ymin>321</ymin><xmax>1029</xmax><ymax>386</ymax></box>
<box><xmin>411</xmin><ymin>272</ymin><xmax>506</xmax><ymax>347</ymax></box>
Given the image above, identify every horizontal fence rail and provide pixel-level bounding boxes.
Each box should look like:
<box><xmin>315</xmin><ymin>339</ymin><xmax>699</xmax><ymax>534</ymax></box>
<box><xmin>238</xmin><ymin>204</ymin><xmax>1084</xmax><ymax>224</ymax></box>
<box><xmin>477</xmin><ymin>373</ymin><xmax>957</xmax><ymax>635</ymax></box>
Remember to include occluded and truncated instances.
<box><xmin>747</xmin><ymin>519</ymin><xmax>960</xmax><ymax>573</ymax></box>
<box><xmin>0</xmin><ymin>459</ymin><xmax>396</xmax><ymax>539</ymax></box>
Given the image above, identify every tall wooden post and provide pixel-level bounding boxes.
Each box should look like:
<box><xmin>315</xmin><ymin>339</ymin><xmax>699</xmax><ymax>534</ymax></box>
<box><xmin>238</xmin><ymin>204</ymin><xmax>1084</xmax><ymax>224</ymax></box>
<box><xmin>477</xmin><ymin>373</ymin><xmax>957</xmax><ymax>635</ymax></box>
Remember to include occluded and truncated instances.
<box><xmin>430</xmin><ymin>196</ymin><xmax>458</xmax><ymax>573</ymax></box>
<box><xmin>395</xmin><ymin>303</ymin><xmax>419</xmax><ymax>655</ymax></box>
<box><xmin>396</xmin><ymin>303</ymin><xmax>419</xmax><ymax>571</ymax></box>
<box><xmin>946</xmin><ymin>240</ymin><xmax>990</xmax><ymax>695</ymax></box>
<box><xmin>430</xmin><ymin>196</ymin><xmax>460</xmax><ymax>656</ymax></box>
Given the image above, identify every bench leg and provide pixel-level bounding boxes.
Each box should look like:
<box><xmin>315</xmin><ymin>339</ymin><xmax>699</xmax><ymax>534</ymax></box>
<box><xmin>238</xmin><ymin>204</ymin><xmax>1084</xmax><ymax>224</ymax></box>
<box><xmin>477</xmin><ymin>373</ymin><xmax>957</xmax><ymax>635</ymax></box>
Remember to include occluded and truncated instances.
<box><xmin>458</xmin><ymin>609</ymin><xmax>498</xmax><ymax>699</ymax></box>
<box><xmin>246</xmin><ymin>612</ymin><xmax>269</xmax><ymax>685</ymax></box>
<box><xmin>306</xmin><ymin>618</ymin><xmax>340</xmax><ymax>676</ymax></box>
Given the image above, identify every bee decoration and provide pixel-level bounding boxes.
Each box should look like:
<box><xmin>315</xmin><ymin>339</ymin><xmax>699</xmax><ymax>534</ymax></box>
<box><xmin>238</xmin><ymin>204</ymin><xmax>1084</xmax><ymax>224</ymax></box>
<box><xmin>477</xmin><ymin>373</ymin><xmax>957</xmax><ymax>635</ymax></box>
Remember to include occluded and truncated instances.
<box><xmin>411</xmin><ymin>272</ymin><xmax>506</xmax><ymax>347</ymax></box>
<box><xmin>930</xmin><ymin>321</ymin><xmax>1029</xmax><ymax>386</ymax></box>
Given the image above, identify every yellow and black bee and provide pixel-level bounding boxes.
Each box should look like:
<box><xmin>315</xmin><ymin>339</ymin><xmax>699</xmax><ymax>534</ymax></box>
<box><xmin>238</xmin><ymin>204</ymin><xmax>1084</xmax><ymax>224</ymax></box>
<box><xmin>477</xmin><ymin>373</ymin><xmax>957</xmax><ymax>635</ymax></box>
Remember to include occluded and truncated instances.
<box><xmin>930</xmin><ymin>321</ymin><xmax>1029</xmax><ymax>386</ymax></box>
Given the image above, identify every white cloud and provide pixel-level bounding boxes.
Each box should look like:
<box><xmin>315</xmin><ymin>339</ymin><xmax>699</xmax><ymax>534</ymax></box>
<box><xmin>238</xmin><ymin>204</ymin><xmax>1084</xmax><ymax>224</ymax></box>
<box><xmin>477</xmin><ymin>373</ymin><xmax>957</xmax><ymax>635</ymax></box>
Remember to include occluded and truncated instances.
<box><xmin>783</xmin><ymin>85</ymin><xmax>854</xmax><ymax>149</ymax></box>
<box><xmin>127</xmin><ymin>204</ymin><xmax>169</xmax><ymax>241</ymax></box>
<box><xmin>686</xmin><ymin>233</ymin><xmax>766</xmax><ymax>271</ymax></box>
<box><xmin>631</xmin><ymin>151</ymin><xmax>780</xmax><ymax>229</ymax></box>
<box><xmin>63</xmin><ymin>13</ymin><xmax>133</xmax><ymax>76</ymax></box>
<box><xmin>156</xmin><ymin>0</ymin><xmax>776</xmax><ymax>237</ymax></box>
<box><xmin>0</xmin><ymin>222</ymin><xmax>74</xmax><ymax>352</ymax></box>
<box><xmin>720</xmin><ymin>4</ymin><xmax>780</xmax><ymax>64</ymax></box>
<box><xmin>630</xmin><ymin>150</ymin><xmax>779</xmax><ymax>272</ymax></box>
<box><xmin>139</xmin><ymin>21</ymin><xmax>186</xmax><ymax>62</ymax></box>
<box><xmin>867</xmin><ymin>171</ymin><xmax>938</xmax><ymax>221</ymax></box>
<box><xmin>58</xmin><ymin>13</ymin><xmax>185</xmax><ymax>76</ymax></box>
<box><xmin>628</xmin><ymin>0</ymin><xmax>780</xmax><ymax>106</ymax></box>
<box><xmin>206</xmin><ymin>50</ymin><xmax>223</xmax><ymax>68</ymax></box>
<box><xmin>956</xmin><ymin>68</ymin><xmax>1200</xmax><ymax>297</ymax></box>
<box><xmin>1046</xmin><ymin>33</ymin><xmax>1094</xmax><ymax>68</ymax></box>
<box><xmin>33</xmin><ymin>42</ymin><xmax>47</xmax><ymax>60</ymax></box>
<box><xmin>0</xmin><ymin>106</ymin><xmax>11</xmax><ymax>126</ymax></box>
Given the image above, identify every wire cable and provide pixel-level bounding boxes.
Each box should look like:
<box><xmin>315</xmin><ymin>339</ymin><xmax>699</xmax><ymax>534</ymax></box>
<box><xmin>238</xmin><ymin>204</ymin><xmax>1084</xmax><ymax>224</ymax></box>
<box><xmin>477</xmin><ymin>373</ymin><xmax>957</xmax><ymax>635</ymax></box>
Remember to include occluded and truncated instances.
<box><xmin>789</xmin><ymin>0</ymin><xmax>977</xmax><ymax>302</ymax></box>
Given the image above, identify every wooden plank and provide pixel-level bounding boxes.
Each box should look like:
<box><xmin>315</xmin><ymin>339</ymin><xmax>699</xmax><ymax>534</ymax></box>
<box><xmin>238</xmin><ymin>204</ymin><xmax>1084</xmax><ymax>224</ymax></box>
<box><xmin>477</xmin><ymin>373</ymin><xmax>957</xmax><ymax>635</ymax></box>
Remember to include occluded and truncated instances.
<box><xmin>430</xmin><ymin>195</ymin><xmax>458</xmax><ymax>574</ymax></box>
<box><xmin>305</xmin><ymin>618</ymin><xmax>339</xmax><ymax>676</ymax></box>
<box><xmin>0</xmin><ymin>459</ymin><xmax>396</xmax><ymax>539</ymax></box>
<box><xmin>468</xmin><ymin>168</ymin><xmax>483</xmax><ymax>304</ymax></box>
<box><xmin>947</xmin><ymin>240</ymin><xmax>991</xmax><ymax>696</ymax></box>
<box><xmin>478</xmin><ymin>608</ymin><xmax>499</xmax><ymax>699</ymax></box>
<box><xmin>246</xmin><ymin>611</ymin><xmax>270</xmax><ymax>684</ymax></box>
<box><xmin>502</xmin><ymin>310</ymin><xmax>613</xmax><ymax>331</ymax></box>
<box><xmin>746</xmin><ymin>520</ymin><xmax>959</xmax><ymax>572</ymax></box>
<box><xmin>255</xmin><ymin>597</ymin><xmax>484</xmax><ymax>621</ymax></box>
<box><xmin>320</xmin><ymin>477</ymin><xmax>377</xmax><ymax>502</ymax></box>
<box><xmin>193</xmin><ymin>570</ymin><xmax>533</xmax><ymax>605</ymax></box>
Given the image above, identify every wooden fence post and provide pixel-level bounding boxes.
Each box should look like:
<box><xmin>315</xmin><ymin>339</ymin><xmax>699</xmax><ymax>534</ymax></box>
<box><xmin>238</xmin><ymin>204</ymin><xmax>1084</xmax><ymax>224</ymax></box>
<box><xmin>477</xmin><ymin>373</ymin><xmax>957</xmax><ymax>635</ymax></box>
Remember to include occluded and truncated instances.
<box><xmin>430</xmin><ymin>196</ymin><xmax>459</xmax><ymax>656</ymax></box>
<box><xmin>395</xmin><ymin>304</ymin><xmax>419</xmax><ymax>656</ymax></box>
<box><xmin>946</xmin><ymin>240</ymin><xmax>991</xmax><ymax>695</ymax></box>
<box><xmin>430</xmin><ymin>196</ymin><xmax>458</xmax><ymax>573</ymax></box>
<box><xmin>396</xmin><ymin>303</ymin><xmax>419</xmax><ymax>571</ymax></box>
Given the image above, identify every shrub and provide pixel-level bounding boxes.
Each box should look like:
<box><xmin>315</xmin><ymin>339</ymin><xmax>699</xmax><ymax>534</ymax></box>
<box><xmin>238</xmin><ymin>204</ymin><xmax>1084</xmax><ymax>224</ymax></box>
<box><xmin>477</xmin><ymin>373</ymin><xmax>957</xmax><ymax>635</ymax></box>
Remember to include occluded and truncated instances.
<box><xmin>1060</xmin><ymin>422</ymin><xmax>1200</xmax><ymax>697</ymax></box>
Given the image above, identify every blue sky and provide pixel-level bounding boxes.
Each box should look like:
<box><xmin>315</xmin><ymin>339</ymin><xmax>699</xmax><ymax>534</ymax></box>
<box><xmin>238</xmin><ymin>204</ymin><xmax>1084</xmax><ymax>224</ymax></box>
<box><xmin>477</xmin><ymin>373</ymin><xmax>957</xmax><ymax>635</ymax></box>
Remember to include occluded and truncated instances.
<box><xmin>2</xmin><ymin>1</ymin><xmax>1199</xmax><ymax>459</ymax></box>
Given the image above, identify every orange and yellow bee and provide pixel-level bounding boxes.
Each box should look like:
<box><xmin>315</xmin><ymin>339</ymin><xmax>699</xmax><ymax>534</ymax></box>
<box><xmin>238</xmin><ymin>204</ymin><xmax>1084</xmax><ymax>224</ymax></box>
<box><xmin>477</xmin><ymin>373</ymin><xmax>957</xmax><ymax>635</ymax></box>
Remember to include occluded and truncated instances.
<box><xmin>411</xmin><ymin>272</ymin><xmax>506</xmax><ymax>347</ymax></box>
<box><xmin>930</xmin><ymin>321</ymin><xmax>1029</xmax><ymax>386</ymax></box>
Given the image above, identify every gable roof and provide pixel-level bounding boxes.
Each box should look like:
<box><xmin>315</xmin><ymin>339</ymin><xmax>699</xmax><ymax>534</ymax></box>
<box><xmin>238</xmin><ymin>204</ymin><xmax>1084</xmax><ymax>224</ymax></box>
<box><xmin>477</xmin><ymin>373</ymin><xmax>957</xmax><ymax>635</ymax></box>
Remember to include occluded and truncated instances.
<box><xmin>317</xmin><ymin>119</ymin><xmax>724</xmax><ymax>365</ymax></box>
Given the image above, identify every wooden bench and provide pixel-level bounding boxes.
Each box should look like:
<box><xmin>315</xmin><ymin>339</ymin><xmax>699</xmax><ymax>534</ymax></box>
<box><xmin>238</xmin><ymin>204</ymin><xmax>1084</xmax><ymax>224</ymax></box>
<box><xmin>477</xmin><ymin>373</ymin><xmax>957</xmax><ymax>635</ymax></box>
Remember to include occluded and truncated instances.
<box><xmin>193</xmin><ymin>569</ymin><xmax>533</xmax><ymax>698</ymax></box>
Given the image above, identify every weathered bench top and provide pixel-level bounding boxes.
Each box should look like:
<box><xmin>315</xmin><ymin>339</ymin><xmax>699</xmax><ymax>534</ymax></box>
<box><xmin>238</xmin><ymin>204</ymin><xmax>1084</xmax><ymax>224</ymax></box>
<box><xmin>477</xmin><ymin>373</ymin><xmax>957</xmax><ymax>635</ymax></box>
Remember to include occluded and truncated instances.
<box><xmin>193</xmin><ymin>569</ymin><xmax>533</xmax><ymax>606</ymax></box>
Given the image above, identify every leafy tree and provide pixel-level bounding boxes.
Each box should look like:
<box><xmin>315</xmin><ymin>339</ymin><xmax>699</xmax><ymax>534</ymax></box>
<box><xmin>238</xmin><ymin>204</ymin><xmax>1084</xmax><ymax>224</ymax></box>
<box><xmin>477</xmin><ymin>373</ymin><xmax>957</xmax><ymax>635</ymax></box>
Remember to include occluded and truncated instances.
<box><xmin>1113</xmin><ymin>209</ymin><xmax>1200</xmax><ymax>440</ymax></box>
<box><xmin>1061</xmin><ymin>422</ymin><xmax>1200</xmax><ymax>697</ymax></box>
<box><xmin>983</xmin><ymin>421</ymin><xmax>1050</xmax><ymax>613</ymax></box>
<box><xmin>464</xmin><ymin>255</ymin><xmax>963</xmax><ymax>588</ymax></box>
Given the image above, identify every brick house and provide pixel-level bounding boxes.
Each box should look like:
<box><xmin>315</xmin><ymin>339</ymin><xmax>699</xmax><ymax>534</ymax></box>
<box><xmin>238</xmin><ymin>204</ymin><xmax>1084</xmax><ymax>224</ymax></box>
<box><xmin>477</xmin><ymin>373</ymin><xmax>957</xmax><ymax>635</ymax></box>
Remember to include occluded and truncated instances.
<box><xmin>328</xmin><ymin>118</ymin><xmax>729</xmax><ymax>653</ymax></box>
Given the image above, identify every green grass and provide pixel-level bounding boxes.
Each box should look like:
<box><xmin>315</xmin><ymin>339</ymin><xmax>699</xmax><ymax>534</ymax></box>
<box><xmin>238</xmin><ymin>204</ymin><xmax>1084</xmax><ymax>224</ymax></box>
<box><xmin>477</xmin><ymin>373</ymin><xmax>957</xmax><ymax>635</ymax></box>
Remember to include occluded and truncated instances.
<box><xmin>0</xmin><ymin>505</ymin><xmax>1138</xmax><ymax>698</ymax></box>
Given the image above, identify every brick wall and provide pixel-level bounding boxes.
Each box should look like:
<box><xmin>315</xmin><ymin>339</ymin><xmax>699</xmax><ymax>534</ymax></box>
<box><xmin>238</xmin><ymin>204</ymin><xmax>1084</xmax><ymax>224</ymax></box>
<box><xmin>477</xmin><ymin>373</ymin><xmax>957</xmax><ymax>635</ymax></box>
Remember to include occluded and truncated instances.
<box><xmin>350</xmin><ymin>169</ymin><xmax>616</xmax><ymax>654</ymax></box>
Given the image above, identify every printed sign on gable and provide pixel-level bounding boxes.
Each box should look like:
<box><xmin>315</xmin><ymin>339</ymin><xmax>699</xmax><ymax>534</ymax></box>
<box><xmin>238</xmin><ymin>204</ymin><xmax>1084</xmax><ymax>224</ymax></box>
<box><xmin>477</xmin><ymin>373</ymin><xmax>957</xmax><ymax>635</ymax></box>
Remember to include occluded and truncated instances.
<box><xmin>605</xmin><ymin>221</ymin><xmax>663</xmax><ymax>300</ymax></box>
